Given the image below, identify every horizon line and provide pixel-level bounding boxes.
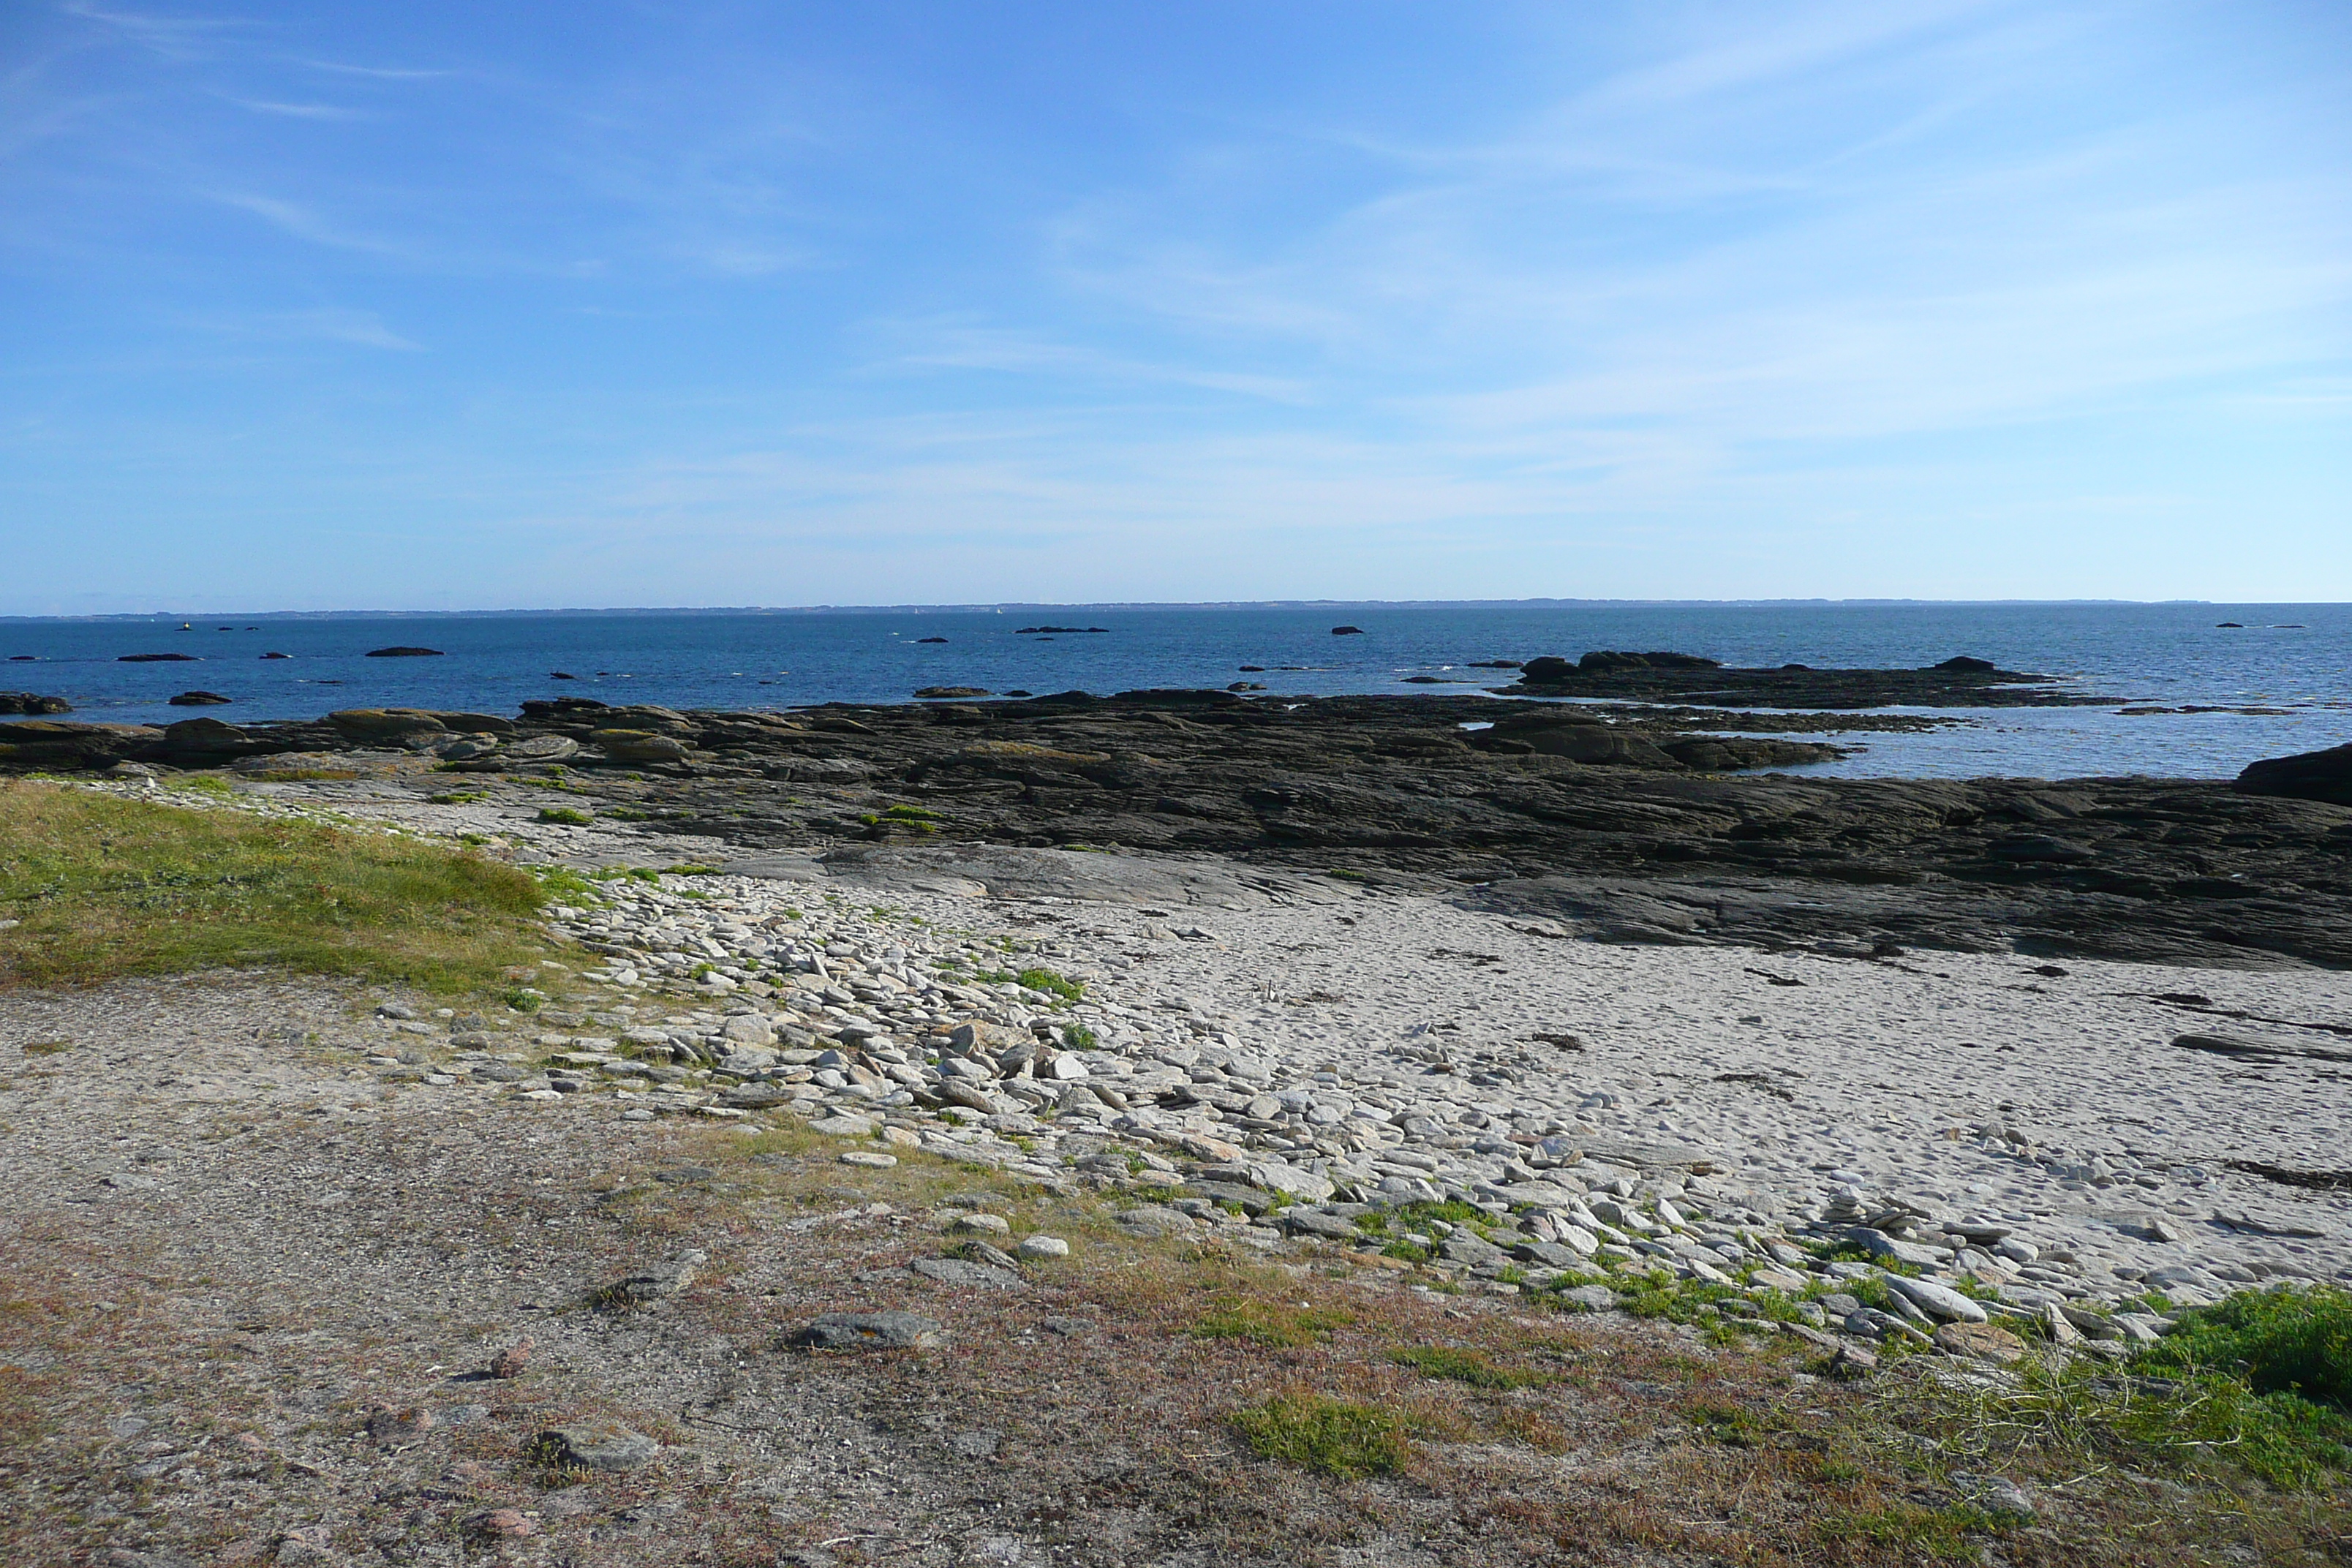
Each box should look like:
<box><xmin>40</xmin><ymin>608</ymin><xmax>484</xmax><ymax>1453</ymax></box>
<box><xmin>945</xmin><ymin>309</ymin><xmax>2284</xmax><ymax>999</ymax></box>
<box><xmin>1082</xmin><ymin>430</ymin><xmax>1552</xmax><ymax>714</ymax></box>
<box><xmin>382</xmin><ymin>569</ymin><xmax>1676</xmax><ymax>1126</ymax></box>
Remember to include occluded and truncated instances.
<box><xmin>7</xmin><ymin>596</ymin><xmax>2333</xmax><ymax>623</ymax></box>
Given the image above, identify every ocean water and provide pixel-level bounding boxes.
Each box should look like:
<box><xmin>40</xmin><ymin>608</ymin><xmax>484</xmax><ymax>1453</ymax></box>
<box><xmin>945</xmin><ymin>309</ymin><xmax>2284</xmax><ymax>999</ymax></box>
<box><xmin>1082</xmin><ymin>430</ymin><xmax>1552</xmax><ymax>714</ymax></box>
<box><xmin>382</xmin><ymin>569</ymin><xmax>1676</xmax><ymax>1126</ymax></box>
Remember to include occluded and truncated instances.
<box><xmin>4</xmin><ymin>603</ymin><xmax>2346</xmax><ymax>781</ymax></box>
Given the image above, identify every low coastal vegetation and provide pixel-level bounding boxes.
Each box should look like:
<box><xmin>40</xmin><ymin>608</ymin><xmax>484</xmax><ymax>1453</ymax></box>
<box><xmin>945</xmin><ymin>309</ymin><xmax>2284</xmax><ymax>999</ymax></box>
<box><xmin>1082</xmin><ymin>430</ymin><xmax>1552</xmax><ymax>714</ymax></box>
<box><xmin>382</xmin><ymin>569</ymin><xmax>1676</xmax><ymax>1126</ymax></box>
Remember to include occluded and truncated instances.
<box><xmin>0</xmin><ymin>779</ymin><xmax>551</xmax><ymax>992</ymax></box>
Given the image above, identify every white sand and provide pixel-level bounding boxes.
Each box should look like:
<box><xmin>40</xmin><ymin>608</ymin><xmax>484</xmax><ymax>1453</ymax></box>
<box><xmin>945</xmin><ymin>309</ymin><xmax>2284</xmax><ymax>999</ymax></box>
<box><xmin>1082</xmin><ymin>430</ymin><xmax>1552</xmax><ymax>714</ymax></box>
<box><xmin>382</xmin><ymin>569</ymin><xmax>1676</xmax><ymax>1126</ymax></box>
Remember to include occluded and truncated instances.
<box><xmin>1063</xmin><ymin>888</ymin><xmax>2351</xmax><ymax>1284</ymax></box>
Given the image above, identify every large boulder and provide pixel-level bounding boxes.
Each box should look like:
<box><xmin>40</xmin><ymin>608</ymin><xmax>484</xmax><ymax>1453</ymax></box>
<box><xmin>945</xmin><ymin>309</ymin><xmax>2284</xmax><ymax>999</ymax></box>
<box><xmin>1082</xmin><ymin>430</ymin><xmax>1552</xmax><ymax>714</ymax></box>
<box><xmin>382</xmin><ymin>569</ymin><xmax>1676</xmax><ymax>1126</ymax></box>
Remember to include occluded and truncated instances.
<box><xmin>2234</xmin><ymin>743</ymin><xmax>2352</xmax><ymax>807</ymax></box>
<box><xmin>162</xmin><ymin>717</ymin><xmax>253</xmax><ymax>754</ymax></box>
<box><xmin>428</xmin><ymin>712</ymin><xmax>517</xmax><ymax>736</ymax></box>
<box><xmin>1490</xmin><ymin>709</ymin><xmax>1605</xmax><ymax>734</ymax></box>
<box><xmin>505</xmin><ymin>734</ymin><xmax>580</xmax><ymax>761</ymax></box>
<box><xmin>1517</xmin><ymin>656</ymin><xmax>1577</xmax><ymax>683</ymax></box>
<box><xmin>1504</xmin><ymin>723</ymin><xmax>1683</xmax><ymax>769</ymax></box>
<box><xmin>592</xmin><ymin>728</ymin><xmax>690</xmax><ymax>764</ymax></box>
<box><xmin>329</xmin><ymin>708</ymin><xmax>448</xmax><ymax>744</ymax></box>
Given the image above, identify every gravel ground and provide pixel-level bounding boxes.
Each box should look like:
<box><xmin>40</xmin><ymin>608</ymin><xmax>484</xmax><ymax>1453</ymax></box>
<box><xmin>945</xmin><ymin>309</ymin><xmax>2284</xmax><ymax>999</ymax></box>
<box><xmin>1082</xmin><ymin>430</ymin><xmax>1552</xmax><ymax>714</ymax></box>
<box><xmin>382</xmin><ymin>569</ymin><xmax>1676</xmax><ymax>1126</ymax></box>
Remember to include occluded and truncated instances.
<box><xmin>0</xmin><ymin>973</ymin><xmax>1855</xmax><ymax>1568</ymax></box>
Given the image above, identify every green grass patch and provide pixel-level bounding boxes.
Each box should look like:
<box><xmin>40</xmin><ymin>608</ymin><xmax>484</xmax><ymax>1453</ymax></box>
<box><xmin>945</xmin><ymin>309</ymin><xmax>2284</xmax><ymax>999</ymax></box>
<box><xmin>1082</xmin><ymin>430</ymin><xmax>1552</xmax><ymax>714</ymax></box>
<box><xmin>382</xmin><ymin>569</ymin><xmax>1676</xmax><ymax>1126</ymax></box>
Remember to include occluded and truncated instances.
<box><xmin>1910</xmin><ymin>1303</ymin><xmax>2352</xmax><ymax>1492</ymax></box>
<box><xmin>1014</xmin><ymin>966</ymin><xmax>1082</xmax><ymax>1001</ymax></box>
<box><xmin>1817</xmin><ymin>1502</ymin><xmax>2005</xmax><ymax>1560</ymax></box>
<box><xmin>1191</xmin><ymin>1297</ymin><xmax>1355</xmax><ymax>1348</ymax></box>
<box><xmin>528</xmin><ymin>866</ymin><xmax>608</xmax><ymax>906</ymax></box>
<box><xmin>1059</xmin><ymin>1022</ymin><xmax>1098</xmax><ymax>1050</ymax></box>
<box><xmin>535</xmin><ymin>807</ymin><xmax>593</xmax><ymax>826</ymax></box>
<box><xmin>1389</xmin><ymin>1345</ymin><xmax>1555</xmax><ymax>1390</ymax></box>
<box><xmin>1605</xmin><ymin>1270</ymin><xmax>1747</xmax><ymax>1325</ymax></box>
<box><xmin>2136</xmin><ymin>1284</ymin><xmax>2352</xmax><ymax>1409</ymax></box>
<box><xmin>0</xmin><ymin>780</ymin><xmax>549</xmax><ymax>994</ymax></box>
<box><xmin>243</xmin><ymin>766</ymin><xmax>360</xmax><ymax>783</ymax></box>
<box><xmin>859</xmin><ymin>802</ymin><xmax>941</xmax><ymax>834</ymax></box>
<box><xmin>1230</xmin><ymin>1393</ymin><xmax>1409</xmax><ymax>1479</ymax></box>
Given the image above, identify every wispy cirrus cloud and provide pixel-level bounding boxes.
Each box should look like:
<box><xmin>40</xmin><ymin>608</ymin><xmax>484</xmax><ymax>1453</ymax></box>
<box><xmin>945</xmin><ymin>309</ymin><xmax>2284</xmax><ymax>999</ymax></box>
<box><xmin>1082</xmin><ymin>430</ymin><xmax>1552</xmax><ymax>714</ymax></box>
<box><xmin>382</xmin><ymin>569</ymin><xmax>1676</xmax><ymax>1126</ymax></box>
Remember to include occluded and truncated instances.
<box><xmin>223</xmin><ymin>96</ymin><xmax>366</xmax><ymax>121</ymax></box>
<box><xmin>867</xmin><ymin>320</ymin><xmax>1311</xmax><ymax>403</ymax></box>
<box><xmin>59</xmin><ymin>1</ymin><xmax>249</xmax><ymax>61</ymax></box>
<box><xmin>291</xmin><ymin>59</ymin><xmax>458</xmax><ymax>83</ymax></box>
<box><xmin>184</xmin><ymin>304</ymin><xmax>422</xmax><ymax>350</ymax></box>
<box><xmin>204</xmin><ymin>190</ymin><xmax>413</xmax><ymax>257</ymax></box>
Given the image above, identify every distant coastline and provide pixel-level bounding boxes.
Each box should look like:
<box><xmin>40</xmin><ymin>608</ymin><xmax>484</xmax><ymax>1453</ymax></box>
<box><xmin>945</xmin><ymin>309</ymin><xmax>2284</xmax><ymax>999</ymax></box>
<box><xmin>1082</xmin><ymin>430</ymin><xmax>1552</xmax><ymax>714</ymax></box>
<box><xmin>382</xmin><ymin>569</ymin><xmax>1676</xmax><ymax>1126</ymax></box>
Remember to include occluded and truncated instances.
<box><xmin>0</xmin><ymin>596</ymin><xmax>2244</xmax><ymax>625</ymax></box>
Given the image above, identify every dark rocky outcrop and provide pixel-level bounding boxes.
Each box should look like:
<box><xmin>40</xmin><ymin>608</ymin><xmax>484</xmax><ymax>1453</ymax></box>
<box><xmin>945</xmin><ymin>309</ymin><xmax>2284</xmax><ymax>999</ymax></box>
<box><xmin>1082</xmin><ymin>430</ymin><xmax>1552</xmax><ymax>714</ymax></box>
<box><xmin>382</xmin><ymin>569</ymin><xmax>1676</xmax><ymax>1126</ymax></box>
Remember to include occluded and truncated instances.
<box><xmin>1658</xmin><ymin>736</ymin><xmax>1842</xmax><ymax>772</ymax></box>
<box><xmin>0</xmin><ymin>721</ymin><xmax>167</xmax><ymax>768</ymax></box>
<box><xmin>12</xmin><ymin>683</ymin><xmax>2348</xmax><ymax>970</ymax></box>
<box><xmin>364</xmin><ymin>646</ymin><xmax>444</xmax><ymax>657</ymax></box>
<box><xmin>0</xmin><ymin>693</ymin><xmax>69</xmax><ymax>715</ymax></box>
<box><xmin>1503</xmin><ymin>652</ymin><xmax>2088</xmax><ymax>709</ymax></box>
<box><xmin>1580</xmin><ymin>650</ymin><xmax>1722</xmax><ymax>674</ymax></box>
<box><xmin>118</xmin><ymin>653</ymin><xmax>198</xmax><ymax>663</ymax></box>
<box><xmin>167</xmin><ymin>691</ymin><xmax>232</xmax><ymax>706</ymax></box>
<box><xmin>2234</xmin><ymin>743</ymin><xmax>2352</xmax><ymax>807</ymax></box>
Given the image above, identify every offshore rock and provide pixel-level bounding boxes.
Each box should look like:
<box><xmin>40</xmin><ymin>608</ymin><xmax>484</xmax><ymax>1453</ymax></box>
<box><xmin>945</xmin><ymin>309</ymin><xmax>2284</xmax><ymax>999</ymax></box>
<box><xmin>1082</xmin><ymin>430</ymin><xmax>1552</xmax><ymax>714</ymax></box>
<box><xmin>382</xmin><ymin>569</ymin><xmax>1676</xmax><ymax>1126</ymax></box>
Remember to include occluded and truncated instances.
<box><xmin>0</xmin><ymin>693</ymin><xmax>70</xmax><ymax>715</ymax></box>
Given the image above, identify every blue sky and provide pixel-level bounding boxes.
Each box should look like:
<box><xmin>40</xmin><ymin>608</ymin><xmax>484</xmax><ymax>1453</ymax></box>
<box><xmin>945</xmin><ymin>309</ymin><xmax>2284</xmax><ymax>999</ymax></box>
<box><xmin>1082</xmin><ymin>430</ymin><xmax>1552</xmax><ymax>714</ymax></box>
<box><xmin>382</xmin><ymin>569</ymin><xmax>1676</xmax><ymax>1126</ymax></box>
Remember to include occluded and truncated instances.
<box><xmin>3</xmin><ymin>1</ymin><xmax>2346</xmax><ymax>613</ymax></box>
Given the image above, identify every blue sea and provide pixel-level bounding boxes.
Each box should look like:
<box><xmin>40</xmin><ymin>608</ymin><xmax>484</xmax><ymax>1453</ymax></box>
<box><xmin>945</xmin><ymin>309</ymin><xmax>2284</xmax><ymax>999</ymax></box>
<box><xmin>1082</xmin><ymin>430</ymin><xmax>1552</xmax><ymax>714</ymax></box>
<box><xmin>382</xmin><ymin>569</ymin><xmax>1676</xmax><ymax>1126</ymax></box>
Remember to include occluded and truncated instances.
<box><xmin>4</xmin><ymin>603</ymin><xmax>2346</xmax><ymax>781</ymax></box>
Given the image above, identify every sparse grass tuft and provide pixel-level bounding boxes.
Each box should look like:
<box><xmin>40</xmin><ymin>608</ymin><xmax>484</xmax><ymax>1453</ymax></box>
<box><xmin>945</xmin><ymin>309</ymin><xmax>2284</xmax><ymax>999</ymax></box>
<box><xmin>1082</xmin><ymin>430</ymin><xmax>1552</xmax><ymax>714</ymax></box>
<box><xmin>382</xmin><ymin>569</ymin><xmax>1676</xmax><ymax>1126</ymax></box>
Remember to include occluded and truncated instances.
<box><xmin>1389</xmin><ymin>1344</ymin><xmax>1556</xmax><ymax>1390</ymax></box>
<box><xmin>1192</xmin><ymin>1297</ymin><xmax>1355</xmax><ymax>1348</ymax></box>
<box><xmin>1817</xmin><ymin>1501</ymin><xmax>2007</xmax><ymax>1559</ymax></box>
<box><xmin>0</xmin><ymin>780</ymin><xmax>549</xmax><ymax>994</ymax></box>
<box><xmin>1231</xmin><ymin>1392</ymin><xmax>1409</xmax><ymax>1479</ymax></box>
<box><xmin>535</xmin><ymin>807</ymin><xmax>593</xmax><ymax>826</ymax></box>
